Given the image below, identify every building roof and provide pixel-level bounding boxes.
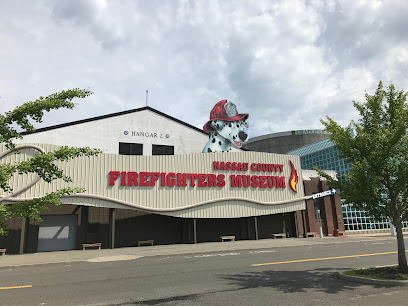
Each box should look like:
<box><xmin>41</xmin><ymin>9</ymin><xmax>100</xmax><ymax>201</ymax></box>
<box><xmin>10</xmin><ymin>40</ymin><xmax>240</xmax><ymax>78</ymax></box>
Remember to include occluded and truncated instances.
<box><xmin>21</xmin><ymin>106</ymin><xmax>207</xmax><ymax>136</ymax></box>
<box><xmin>247</xmin><ymin>129</ymin><xmax>330</xmax><ymax>143</ymax></box>
<box><xmin>287</xmin><ymin>138</ymin><xmax>334</xmax><ymax>156</ymax></box>
<box><xmin>301</xmin><ymin>169</ymin><xmax>337</xmax><ymax>181</ymax></box>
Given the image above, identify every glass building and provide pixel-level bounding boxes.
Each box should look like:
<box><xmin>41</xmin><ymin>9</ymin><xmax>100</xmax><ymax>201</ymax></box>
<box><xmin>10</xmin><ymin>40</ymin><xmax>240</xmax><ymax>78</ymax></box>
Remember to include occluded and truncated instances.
<box><xmin>288</xmin><ymin>139</ymin><xmax>406</xmax><ymax>232</ymax></box>
<box><xmin>287</xmin><ymin>139</ymin><xmax>352</xmax><ymax>178</ymax></box>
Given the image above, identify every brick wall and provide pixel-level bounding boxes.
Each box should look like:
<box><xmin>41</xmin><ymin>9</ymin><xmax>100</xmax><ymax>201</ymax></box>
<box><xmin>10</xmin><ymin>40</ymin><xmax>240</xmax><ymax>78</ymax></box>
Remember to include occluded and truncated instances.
<box><xmin>298</xmin><ymin>178</ymin><xmax>344</xmax><ymax>236</ymax></box>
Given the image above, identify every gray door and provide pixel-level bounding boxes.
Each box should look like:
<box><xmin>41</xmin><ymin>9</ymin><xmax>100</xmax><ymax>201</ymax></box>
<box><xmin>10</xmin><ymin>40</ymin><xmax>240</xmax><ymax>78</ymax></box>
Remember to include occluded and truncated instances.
<box><xmin>37</xmin><ymin>215</ymin><xmax>77</xmax><ymax>252</ymax></box>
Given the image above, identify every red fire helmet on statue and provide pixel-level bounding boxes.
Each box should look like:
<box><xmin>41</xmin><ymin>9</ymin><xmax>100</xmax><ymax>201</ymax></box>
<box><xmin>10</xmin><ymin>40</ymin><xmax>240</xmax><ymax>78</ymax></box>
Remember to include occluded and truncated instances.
<box><xmin>203</xmin><ymin>100</ymin><xmax>249</xmax><ymax>134</ymax></box>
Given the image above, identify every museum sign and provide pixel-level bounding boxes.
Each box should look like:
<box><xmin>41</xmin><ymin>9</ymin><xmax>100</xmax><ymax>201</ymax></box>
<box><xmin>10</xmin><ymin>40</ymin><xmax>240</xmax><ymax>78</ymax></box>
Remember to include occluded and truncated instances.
<box><xmin>1</xmin><ymin>144</ymin><xmax>306</xmax><ymax>219</ymax></box>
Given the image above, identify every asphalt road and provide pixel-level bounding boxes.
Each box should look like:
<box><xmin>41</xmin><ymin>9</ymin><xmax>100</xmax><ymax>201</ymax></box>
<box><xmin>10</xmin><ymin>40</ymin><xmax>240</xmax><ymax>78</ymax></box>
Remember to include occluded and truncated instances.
<box><xmin>1</xmin><ymin>238</ymin><xmax>408</xmax><ymax>305</ymax></box>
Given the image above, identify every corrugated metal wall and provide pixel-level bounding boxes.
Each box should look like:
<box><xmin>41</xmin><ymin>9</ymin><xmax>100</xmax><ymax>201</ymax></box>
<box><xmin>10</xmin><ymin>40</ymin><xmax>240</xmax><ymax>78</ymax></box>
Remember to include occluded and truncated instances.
<box><xmin>1</xmin><ymin>144</ymin><xmax>305</xmax><ymax>218</ymax></box>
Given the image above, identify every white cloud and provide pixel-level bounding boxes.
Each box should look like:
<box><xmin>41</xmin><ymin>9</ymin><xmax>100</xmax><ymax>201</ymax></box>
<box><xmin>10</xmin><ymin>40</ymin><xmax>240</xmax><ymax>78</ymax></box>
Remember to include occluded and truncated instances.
<box><xmin>0</xmin><ymin>0</ymin><xmax>407</xmax><ymax>138</ymax></box>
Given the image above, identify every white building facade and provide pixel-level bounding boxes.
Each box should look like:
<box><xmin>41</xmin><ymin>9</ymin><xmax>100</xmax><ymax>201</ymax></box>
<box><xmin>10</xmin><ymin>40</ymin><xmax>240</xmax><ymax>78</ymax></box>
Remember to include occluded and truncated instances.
<box><xmin>1</xmin><ymin>106</ymin><xmax>343</xmax><ymax>254</ymax></box>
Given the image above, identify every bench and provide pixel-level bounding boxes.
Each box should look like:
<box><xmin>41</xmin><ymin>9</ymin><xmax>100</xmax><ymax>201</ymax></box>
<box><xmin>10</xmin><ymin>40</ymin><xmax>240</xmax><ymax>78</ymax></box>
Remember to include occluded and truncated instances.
<box><xmin>82</xmin><ymin>243</ymin><xmax>102</xmax><ymax>250</ymax></box>
<box><xmin>0</xmin><ymin>249</ymin><xmax>6</xmax><ymax>256</ymax></box>
<box><xmin>307</xmin><ymin>232</ymin><xmax>319</xmax><ymax>237</ymax></box>
<box><xmin>220</xmin><ymin>236</ymin><xmax>235</xmax><ymax>242</ymax></box>
<box><xmin>137</xmin><ymin>240</ymin><xmax>154</xmax><ymax>247</ymax></box>
<box><xmin>339</xmin><ymin>231</ymin><xmax>345</xmax><ymax>236</ymax></box>
<box><xmin>271</xmin><ymin>233</ymin><xmax>286</xmax><ymax>239</ymax></box>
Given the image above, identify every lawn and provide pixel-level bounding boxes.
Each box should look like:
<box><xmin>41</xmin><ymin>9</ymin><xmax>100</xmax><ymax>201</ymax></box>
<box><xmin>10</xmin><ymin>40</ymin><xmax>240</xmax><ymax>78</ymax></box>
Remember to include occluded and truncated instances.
<box><xmin>345</xmin><ymin>266</ymin><xmax>408</xmax><ymax>280</ymax></box>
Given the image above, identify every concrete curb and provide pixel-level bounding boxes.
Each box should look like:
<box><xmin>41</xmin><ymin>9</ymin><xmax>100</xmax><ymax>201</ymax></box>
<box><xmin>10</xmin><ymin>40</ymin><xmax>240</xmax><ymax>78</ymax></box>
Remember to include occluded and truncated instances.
<box><xmin>337</xmin><ymin>270</ymin><xmax>408</xmax><ymax>287</ymax></box>
<box><xmin>0</xmin><ymin>259</ymin><xmax>88</xmax><ymax>270</ymax></box>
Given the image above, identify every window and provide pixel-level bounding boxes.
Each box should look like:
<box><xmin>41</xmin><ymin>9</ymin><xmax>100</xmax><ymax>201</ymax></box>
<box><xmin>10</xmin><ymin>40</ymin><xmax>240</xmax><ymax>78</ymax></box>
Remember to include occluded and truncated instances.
<box><xmin>313</xmin><ymin>198</ymin><xmax>325</xmax><ymax>220</ymax></box>
<box><xmin>119</xmin><ymin>142</ymin><xmax>143</xmax><ymax>155</ymax></box>
<box><xmin>152</xmin><ymin>144</ymin><xmax>174</xmax><ymax>155</ymax></box>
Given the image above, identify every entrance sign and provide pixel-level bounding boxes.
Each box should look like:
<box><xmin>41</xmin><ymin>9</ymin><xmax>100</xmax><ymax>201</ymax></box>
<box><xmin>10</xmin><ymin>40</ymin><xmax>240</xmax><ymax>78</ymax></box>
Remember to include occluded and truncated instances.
<box><xmin>305</xmin><ymin>189</ymin><xmax>337</xmax><ymax>200</ymax></box>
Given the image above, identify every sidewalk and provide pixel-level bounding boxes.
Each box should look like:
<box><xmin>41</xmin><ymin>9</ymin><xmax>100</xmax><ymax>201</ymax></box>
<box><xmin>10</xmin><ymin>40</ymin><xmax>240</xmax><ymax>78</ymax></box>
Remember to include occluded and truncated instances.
<box><xmin>0</xmin><ymin>235</ymin><xmax>396</xmax><ymax>269</ymax></box>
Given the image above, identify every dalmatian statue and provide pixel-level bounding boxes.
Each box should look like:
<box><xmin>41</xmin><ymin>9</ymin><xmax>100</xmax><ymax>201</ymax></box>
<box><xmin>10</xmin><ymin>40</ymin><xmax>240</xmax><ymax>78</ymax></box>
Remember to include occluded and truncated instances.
<box><xmin>202</xmin><ymin>100</ymin><xmax>249</xmax><ymax>153</ymax></box>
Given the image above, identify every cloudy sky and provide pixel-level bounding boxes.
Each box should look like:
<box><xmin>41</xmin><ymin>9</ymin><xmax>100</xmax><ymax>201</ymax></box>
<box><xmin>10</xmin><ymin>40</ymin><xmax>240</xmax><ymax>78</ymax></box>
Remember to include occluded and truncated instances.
<box><xmin>1</xmin><ymin>0</ymin><xmax>408</xmax><ymax>138</ymax></box>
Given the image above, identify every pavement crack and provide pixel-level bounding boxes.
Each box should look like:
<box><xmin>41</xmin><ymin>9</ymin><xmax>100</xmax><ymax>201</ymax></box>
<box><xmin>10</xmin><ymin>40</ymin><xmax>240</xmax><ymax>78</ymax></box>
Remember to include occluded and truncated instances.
<box><xmin>109</xmin><ymin>288</ymin><xmax>246</xmax><ymax>305</ymax></box>
<box><xmin>115</xmin><ymin>293</ymin><xmax>201</xmax><ymax>305</ymax></box>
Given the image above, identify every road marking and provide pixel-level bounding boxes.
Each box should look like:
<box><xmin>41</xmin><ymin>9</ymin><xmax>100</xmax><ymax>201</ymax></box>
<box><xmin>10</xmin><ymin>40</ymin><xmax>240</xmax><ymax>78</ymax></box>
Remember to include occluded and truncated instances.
<box><xmin>350</xmin><ymin>289</ymin><xmax>402</xmax><ymax>300</ymax></box>
<box><xmin>185</xmin><ymin>252</ymin><xmax>240</xmax><ymax>258</ymax></box>
<box><xmin>0</xmin><ymin>285</ymin><xmax>32</xmax><ymax>290</ymax></box>
<box><xmin>193</xmin><ymin>252</ymin><xmax>240</xmax><ymax>258</ymax></box>
<box><xmin>251</xmin><ymin>251</ymin><xmax>398</xmax><ymax>267</ymax></box>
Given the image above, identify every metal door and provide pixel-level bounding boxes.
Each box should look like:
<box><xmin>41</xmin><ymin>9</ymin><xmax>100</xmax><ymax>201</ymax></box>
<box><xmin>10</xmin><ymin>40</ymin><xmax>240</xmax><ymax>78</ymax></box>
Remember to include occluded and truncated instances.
<box><xmin>37</xmin><ymin>215</ymin><xmax>77</xmax><ymax>252</ymax></box>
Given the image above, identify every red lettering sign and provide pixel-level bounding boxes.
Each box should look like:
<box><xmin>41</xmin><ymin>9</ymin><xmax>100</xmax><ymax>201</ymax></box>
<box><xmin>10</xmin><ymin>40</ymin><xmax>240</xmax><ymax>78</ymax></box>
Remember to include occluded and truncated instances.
<box><xmin>109</xmin><ymin>171</ymin><xmax>120</xmax><ymax>186</ymax></box>
<box><xmin>108</xmin><ymin>160</ymin><xmax>292</xmax><ymax>191</ymax></box>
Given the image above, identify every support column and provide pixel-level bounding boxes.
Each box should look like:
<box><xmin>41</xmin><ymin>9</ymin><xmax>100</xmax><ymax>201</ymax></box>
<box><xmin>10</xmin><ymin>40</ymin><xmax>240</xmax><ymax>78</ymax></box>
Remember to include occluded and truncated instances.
<box><xmin>332</xmin><ymin>192</ymin><xmax>345</xmax><ymax>232</ymax></box>
<box><xmin>181</xmin><ymin>219</ymin><xmax>188</xmax><ymax>243</ymax></box>
<box><xmin>19</xmin><ymin>217</ymin><xmax>29</xmax><ymax>254</ymax></box>
<box><xmin>193</xmin><ymin>218</ymin><xmax>197</xmax><ymax>244</ymax></box>
<box><xmin>294</xmin><ymin>212</ymin><xmax>299</xmax><ymax>237</ymax></box>
<box><xmin>322</xmin><ymin>195</ymin><xmax>334</xmax><ymax>236</ymax></box>
<box><xmin>295</xmin><ymin>211</ymin><xmax>305</xmax><ymax>237</ymax></box>
<box><xmin>302</xmin><ymin>210</ymin><xmax>308</xmax><ymax>238</ymax></box>
<box><xmin>247</xmin><ymin>218</ymin><xmax>251</xmax><ymax>240</ymax></box>
<box><xmin>109</xmin><ymin>208</ymin><xmax>116</xmax><ymax>249</ymax></box>
<box><xmin>81</xmin><ymin>206</ymin><xmax>89</xmax><ymax>245</ymax></box>
<box><xmin>254</xmin><ymin>216</ymin><xmax>258</xmax><ymax>240</ymax></box>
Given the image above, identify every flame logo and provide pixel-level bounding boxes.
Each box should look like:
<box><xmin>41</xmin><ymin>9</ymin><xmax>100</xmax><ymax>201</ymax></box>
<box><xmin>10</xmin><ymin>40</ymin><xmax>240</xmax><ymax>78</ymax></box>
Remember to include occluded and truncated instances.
<box><xmin>289</xmin><ymin>161</ymin><xmax>298</xmax><ymax>193</ymax></box>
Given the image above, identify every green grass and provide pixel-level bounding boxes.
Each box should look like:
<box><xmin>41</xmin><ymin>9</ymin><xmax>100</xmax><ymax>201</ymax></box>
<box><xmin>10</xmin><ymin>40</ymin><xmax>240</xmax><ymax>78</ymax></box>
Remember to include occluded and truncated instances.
<box><xmin>344</xmin><ymin>266</ymin><xmax>408</xmax><ymax>280</ymax></box>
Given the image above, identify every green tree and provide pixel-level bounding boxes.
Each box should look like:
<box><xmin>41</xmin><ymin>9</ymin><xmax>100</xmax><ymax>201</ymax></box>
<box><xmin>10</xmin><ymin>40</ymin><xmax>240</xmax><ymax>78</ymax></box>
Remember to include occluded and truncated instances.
<box><xmin>0</xmin><ymin>89</ymin><xmax>101</xmax><ymax>235</ymax></box>
<box><xmin>317</xmin><ymin>81</ymin><xmax>408</xmax><ymax>272</ymax></box>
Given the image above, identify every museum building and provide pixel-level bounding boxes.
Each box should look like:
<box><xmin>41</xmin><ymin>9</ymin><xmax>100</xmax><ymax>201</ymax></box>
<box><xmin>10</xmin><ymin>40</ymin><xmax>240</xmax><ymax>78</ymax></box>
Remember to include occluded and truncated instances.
<box><xmin>0</xmin><ymin>107</ymin><xmax>344</xmax><ymax>254</ymax></box>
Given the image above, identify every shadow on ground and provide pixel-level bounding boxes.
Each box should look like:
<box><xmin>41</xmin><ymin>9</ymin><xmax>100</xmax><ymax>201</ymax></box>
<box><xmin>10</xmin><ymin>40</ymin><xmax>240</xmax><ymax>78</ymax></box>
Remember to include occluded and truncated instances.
<box><xmin>219</xmin><ymin>267</ymin><xmax>384</xmax><ymax>294</ymax></box>
<box><xmin>127</xmin><ymin>294</ymin><xmax>200</xmax><ymax>305</ymax></box>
